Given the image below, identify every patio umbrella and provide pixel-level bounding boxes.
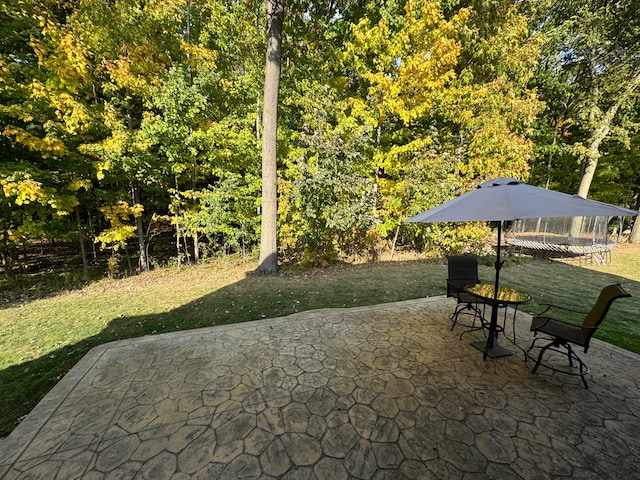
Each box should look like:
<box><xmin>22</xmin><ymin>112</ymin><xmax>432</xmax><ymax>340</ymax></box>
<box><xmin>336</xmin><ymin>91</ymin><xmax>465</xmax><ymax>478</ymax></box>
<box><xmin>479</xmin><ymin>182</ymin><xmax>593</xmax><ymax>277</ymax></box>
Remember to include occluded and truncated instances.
<box><xmin>405</xmin><ymin>178</ymin><xmax>638</xmax><ymax>359</ymax></box>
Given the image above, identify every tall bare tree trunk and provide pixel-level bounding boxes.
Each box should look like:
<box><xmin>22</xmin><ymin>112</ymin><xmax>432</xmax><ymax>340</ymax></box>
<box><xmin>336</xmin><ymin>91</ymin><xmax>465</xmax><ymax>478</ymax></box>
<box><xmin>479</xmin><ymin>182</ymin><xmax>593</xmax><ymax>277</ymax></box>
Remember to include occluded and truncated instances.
<box><xmin>629</xmin><ymin>215</ymin><xmax>640</xmax><ymax>243</ymax></box>
<box><xmin>257</xmin><ymin>0</ymin><xmax>284</xmax><ymax>275</ymax></box>
<box><xmin>193</xmin><ymin>233</ymin><xmax>200</xmax><ymax>262</ymax></box>
<box><xmin>576</xmin><ymin>70</ymin><xmax>640</xmax><ymax>199</ymax></box>
<box><xmin>76</xmin><ymin>206</ymin><xmax>88</xmax><ymax>274</ymax></box>
<box><xmin>132</xmin><ymin>184</ymin><xmax>149</xmax><ymax>272</ymax></box>
<box><xmin>630</xmin><ymin>187</ymin><xmax>640</xmax><ymax>243</ymax></box>
<box><xmin>570</xmin><ymin>70</ymin><xmax>640</xmax><ymax>237</ymax></box>
<box><xmin>576</xmin><ymin>107</ymin><xmax>620</xmax><ymax>200</ymax></box>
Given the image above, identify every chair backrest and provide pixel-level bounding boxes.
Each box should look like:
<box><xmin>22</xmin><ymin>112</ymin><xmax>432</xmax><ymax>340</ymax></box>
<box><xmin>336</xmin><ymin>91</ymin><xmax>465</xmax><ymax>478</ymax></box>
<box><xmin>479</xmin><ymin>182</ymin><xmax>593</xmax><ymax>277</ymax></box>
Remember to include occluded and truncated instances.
<box><xmin>447</xmin><ymin>255</ymin><xmax>480</xmax><ymax>296</ymax></box>
<box><xmin>581</xmin><ymin>283</ymin><xmax>631</xmax><ymax>345</ymax></box>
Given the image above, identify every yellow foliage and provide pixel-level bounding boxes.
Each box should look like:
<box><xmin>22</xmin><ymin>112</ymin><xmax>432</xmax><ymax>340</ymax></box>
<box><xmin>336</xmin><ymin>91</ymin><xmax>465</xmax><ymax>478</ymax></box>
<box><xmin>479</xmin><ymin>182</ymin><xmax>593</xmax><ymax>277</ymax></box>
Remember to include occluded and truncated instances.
<box><xmin>49</xmin><ymin>93</ymin><xmax>93</xmax><ymax>135</ymax></box>
<box><xmin>182</xmin><ymin>42</ymin><xmax>218</xmax><ymax>72</ymax></box>
<box><xmin>1</xmin><ymin>170</ymin><xmax>78</xmax><ymax>218</ymax></box>
<box><xmin>1</xmin><ymin>177</ymin><xmax>46</xmax><ymax>205</ymax></box>
<box><xmin>5</xmin><ymin>221</ymin><xmax>46</xmax><ymax>243</ymax></box>
<box><xmin>47</xmin><ymin>193</ymin><xmax>79</xmax><ymax>214</ymax></box>
<box><xmin>347</xmin><ymin>0</ymin><xmax>468</xmax><ymax>126</ymax></box>
<box><xmin>28</xmin><ymin>78</ymin><xmax>48</xmax><ymax>100</ymax></box>
<box><xmin>379</xmin><ymin>138</ymin><xmax>435</xmax><ymax>176</ymax></box>
<box><xmin>96</xmin><ymin>201</ymin><xmax>144</xmax><ymax>250</ymax></box>
<box><xmin>94</xmin><ymin>159</ymin><xmax>112</xmax><ymax>180</ymax></box>
<box><xmin>100</xmin><ymin>201</ymin><xmax>144</xmax><ymax>224</ymax></box>
<box><xmin>0</xmin><ymin>60</ymin><xmax>9</xmax><ymax>79</ymax></box>
<box><xmin>34</xmin><ymin>19</ymin><xmax>93</xmax><ymax>90</ymax></box>
<box><xmin>68</xmin><ymin>178</ymin><xmax>92</xmax><ymax>191</ymax></box>
<box><xmin>1</xmin><ymin>104</ymin><xmax>34</xmax><ymax>123</ymax></box>
<box><xmin>95</xmin><ymin>226</ymin><xmax>137</xmax><ymax>251</ymax></box>
<box><xmin>2</xmin><ymin>126</ymin><xmax>67</xmax><ymax>156</ymax></box>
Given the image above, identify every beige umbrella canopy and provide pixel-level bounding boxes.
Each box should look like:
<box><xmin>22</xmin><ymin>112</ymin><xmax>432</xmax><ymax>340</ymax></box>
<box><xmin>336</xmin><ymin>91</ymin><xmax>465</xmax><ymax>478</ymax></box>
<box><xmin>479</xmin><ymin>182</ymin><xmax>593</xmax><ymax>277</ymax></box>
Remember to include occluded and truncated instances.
<box><xmin>406</xmin><ymin>178</ymin><xmax>637</xmax><ymax>223</ymax></box>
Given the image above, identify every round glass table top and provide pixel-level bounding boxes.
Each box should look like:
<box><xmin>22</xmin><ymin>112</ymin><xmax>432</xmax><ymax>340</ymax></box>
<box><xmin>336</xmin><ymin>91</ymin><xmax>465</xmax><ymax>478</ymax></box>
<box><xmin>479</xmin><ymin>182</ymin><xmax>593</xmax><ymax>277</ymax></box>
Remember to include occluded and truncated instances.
<box><xmin>464</xmin><ymin>283</ymin><xmax>532</xmax><ymax>304</ymax></box>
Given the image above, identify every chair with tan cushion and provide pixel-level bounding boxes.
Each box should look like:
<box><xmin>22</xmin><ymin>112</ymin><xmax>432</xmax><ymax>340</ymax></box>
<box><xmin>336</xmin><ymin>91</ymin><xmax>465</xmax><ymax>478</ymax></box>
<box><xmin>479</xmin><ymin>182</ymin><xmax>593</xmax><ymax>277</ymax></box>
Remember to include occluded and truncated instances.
<box><xmin>527</xmin><ymin>283</ymin><xmax>630</xmax><ymax>388</ymax></box>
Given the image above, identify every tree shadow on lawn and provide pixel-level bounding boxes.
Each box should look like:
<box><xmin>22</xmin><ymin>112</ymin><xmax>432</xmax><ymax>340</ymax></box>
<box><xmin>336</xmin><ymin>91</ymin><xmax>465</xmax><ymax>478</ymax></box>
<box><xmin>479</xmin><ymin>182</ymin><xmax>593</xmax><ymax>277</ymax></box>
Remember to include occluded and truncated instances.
<box><xmin>1</xmin><ymin>260</ymin><xmax>639</xmax><ymax>438</ymax></box>
<box><xmin>0</xmin><ymin>260</ymin><xmax>440</xmax><ymax>437</ymax></box>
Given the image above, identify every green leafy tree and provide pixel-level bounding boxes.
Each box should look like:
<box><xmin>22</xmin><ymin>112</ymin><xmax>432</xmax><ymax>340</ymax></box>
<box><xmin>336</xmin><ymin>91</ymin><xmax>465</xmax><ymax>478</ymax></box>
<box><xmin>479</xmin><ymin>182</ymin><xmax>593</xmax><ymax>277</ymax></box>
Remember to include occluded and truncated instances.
<box><xmin>532</xmin><ymin>0</ymin><xmax>640</xmax><ymax>199</ymax></box>
<box><xmin>339</xmin><ymin>0</ymin><xmax>470</xmax><ymax>244</ymax></box>
<box><xmin>78</xmin><ymin>0</ymin><xmax>187</xmax><ymax>270</ymax></box>
<box><xmin>447</xmin><ymin>0</ymin><xmax>542</xmax><ymax>180</ymax></box>
<box><xmin>1</xmin><ymin>0</ymin><xmax>97</xmax><ymax>275</ymax></box>
<box><xmin>279</xmin><ymin>87</ymin><xmax>378</xmax><ymax>264</ymax></box>
<box><xmin>340</xmin><ymin>0</ymin><xmax>541</xmax><ymax>253</ymax></box>
<box><xmin>140</xmin><ymin>67</ymin><xmax>213</xmax><ymax>263</ymax></box>
<box><xmin>1</xmin><ymin>0</ymin><xmax>549</xmax><ymax>271</ymax></box>
<box><xmin>191</xmin><ymin>175</ymin><xmax>261</xmax><ymax>256</ymax></box>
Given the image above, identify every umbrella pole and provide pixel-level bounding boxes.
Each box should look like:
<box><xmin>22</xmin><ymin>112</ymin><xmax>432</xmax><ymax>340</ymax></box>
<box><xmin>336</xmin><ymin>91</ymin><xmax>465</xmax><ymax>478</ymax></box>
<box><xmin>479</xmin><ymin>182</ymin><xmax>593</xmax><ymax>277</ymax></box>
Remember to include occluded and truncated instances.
<box><xmin>483</xmin><ymin>221</ymin><xmax>503</xmax><ymax>360</ymax></box>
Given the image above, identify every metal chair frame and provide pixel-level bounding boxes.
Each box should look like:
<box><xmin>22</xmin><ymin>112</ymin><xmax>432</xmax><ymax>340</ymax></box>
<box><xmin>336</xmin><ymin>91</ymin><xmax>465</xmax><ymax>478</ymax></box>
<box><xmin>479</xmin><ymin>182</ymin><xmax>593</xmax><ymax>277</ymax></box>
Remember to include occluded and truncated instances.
<box><xmin>526</xmin><ymin>284</ymin><xmax>630</xmax><ymax>388</ymax></box>
<box><xmin>446</xmin><ymin>255</ymin><xmax>485</xmax><ymax>332</ymax></box>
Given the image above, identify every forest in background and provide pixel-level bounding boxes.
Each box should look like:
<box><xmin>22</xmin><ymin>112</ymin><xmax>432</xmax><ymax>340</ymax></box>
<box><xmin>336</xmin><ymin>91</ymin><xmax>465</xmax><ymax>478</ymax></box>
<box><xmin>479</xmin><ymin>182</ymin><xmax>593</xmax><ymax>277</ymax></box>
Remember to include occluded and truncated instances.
<box><xmin>2</xmin><ymin>0</ymin><xmax>640</xmax><ymax>277</ymax></box>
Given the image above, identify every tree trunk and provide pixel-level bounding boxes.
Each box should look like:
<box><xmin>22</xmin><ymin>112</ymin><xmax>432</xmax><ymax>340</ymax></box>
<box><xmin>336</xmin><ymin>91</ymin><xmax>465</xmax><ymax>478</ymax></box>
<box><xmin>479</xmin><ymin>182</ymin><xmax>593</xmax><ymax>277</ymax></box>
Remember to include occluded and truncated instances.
<box><xmin>132</xmin><ymin>184</ymin><xmax>149</xmax><ymax>272</ymax></box>
<box><xmin>571</xmin><ymin>70</ymin><xmax>640</xmax><ymax>237</ymax></box>
<box><xmin>176</xmin><ymin>218</ymin><xmax>182</xmax><ymax>268</ymax></box>
<box><xmin>630</xmin><ymin>213</ymin><xmax>640</xmax><ymax>244</ymax></box>
<box><xmin>256</xmin><ymin>94</ymin><xmax>261</xmax><ymax>146</ymax></box>
<box><xmin>193</xmin><ymin>233</ymin><xmax>200</xmax><ymax>262</ymax></box>
<box><xmin>1</xmin><ymin>236</ymin><xmax>15</xmax><ymax>279</ymax></box>
<box><xmin>76</xmin><ymin>206</ymin><xmax>89</xmax><ymax>274</ymax></box>
<box><xmin>256</xmin><ymin>0</ymin><xmax>284</xmax><ymax>275</ymax></box>
<box><xmin>576</xmin><ymin>70</ymin><xmax>640</xmax><ymax>199</ymax></box>
<box><xmin>545</xmin><ymin>118</ymin><xmax>559</xmax><ymax>189</ymax></box>
<box><xmin>576</xmin><ymin>110</ymin><xmax>619</xmax><ymax>200</ymax></box>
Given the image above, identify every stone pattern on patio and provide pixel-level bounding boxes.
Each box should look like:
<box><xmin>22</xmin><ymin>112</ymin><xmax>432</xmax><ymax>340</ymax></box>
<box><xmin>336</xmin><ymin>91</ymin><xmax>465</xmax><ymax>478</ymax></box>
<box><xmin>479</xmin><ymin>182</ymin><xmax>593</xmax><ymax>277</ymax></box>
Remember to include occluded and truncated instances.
<box><xmin>1</xmin><ymin>296</ymin><xmax>639</xmax><ymax>479</ymax></box>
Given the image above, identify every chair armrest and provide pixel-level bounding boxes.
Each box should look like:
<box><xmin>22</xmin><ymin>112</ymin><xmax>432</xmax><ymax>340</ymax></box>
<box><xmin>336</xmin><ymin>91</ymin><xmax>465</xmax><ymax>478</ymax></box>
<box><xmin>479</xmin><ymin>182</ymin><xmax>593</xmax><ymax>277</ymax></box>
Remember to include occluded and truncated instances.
<box><xmin>536</xmin><ymin>303</ymin><xmax>588</xmax><ymax>316</ymax></box>
<box><xmin>531</xmin><ymin>316</ymin><xmax>596</xmax><ymax>331</ymax></box>
<box><xmin>447</xmin><ymin>280</ymin><xmax>467</xmax><ymax>294</ymax></box>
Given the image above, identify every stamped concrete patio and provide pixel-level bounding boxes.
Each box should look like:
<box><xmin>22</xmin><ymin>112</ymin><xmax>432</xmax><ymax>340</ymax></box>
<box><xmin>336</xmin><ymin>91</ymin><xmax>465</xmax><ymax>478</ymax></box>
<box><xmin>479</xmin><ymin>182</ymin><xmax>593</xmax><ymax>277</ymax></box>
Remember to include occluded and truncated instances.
<box><xmin>1</xmin><ymin>296</ymin><xmax>639</xmax><ymax>479</ymax></box>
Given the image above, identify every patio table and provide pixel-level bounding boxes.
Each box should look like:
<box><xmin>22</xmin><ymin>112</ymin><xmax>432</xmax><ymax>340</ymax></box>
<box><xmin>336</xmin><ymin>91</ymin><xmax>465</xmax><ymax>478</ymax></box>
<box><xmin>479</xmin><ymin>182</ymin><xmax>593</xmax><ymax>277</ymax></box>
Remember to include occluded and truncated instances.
<box><xmin>464</xmin><ymin>283</ymin><xmax>532</xmax><ymax>358</ymax></box>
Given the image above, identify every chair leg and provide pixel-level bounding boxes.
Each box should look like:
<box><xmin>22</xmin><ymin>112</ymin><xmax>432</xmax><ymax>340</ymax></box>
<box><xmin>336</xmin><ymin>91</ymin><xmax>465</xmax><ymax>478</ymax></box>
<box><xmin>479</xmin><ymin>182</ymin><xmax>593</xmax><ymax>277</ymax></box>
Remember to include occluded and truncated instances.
<box><xmin>525</xmin><ymin>336</ymin><xmax>545</xmax><ymax>363</ymax></box>
<box><xmin>580</xmin><ymin>362</ymin><xmax>588</xmax><ymax>389</ymax></box>
<box><xmin>567</xmin><ymin>344</ymin><xmax>589</xmax><ymax>389</ymax></box>
<box><xmin>450</xmin><ymin>303</ymin><xmax>481</xmax><ymax>330</ymax></box>
<box><xmin>456</xmin><ymin>304</ymin><xmax>486</xmax><ymax>340</ymax></box>
<box><xmin>531</xmin><ymin>340</ymin><xmax>555</xmax><ymax>375</ymax></box>
<box><xmin>567</xmin><ymin>343</ymin><xmax>574</xmax><ymax>368</ymax></box>
<box><xmin>527</xmin><ymin>337</ymin><xmax>590</xmax><ymax>389</ymax></box>
<box><xmin>567</xmin><ymin>345</ymin><xmax>589</xmax><ymax>389</ymax></box>
<box><xmin>450</xmin><ymin>304</ymin><xmax>464</xmax><ymax>329</ymax></box>
<box><xmin>449</xmin><ymin>304</ymin><xmax>462</xmax><ymax>329</ymax></box>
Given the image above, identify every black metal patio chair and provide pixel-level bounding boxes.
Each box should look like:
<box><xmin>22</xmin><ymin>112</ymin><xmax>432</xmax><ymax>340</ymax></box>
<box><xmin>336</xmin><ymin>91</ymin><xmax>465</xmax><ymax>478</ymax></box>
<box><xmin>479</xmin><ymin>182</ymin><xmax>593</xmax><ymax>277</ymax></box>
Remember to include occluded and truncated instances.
<box><xmin>446</xmin><ymin>255</ymin><xmax>485</xmax><ymax>331</ymax></box>
<box><xmin>526</xmin><ymin>283</ymin><xmax>631</xmax><ymax>388</ymax></box>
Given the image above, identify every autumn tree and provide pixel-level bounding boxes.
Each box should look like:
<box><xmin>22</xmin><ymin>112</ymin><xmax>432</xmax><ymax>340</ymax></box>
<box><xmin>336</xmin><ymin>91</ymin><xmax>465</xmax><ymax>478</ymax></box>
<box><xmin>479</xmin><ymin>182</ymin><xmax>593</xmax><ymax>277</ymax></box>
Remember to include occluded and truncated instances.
<box><xmin>339</xmin><ymin>0</ymin><xmax>541</xmax><ymax>253</ymax></box>
<box><xmin>341</xmin><ymin>0</ymin><xmax>468</xmax><ymax>244</ymax></box>
<box><xmin>0</xmin><ymin>0</ymin><xmax>95</xmax><ymax>274</ymax></box>
<box><xmin>0</xmin><ymin>0</ymin><xmax>556</xmax><ymax>270</ymax></box>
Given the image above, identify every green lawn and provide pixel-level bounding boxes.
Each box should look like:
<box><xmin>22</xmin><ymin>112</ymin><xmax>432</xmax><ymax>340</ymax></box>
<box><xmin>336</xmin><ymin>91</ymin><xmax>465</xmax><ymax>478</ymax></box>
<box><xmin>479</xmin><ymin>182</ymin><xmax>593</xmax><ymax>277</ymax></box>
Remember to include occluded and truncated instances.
<box><xmin>1</xmin><ymin>245</ymin><xmax>639</xmax><ymax>436</ymax></box>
